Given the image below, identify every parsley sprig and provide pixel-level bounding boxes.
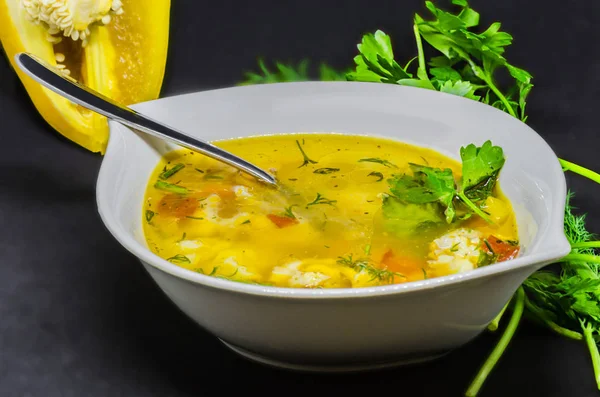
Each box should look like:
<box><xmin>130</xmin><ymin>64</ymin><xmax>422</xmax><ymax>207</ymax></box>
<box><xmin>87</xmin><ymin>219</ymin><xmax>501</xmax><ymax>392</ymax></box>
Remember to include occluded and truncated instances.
<box><xmin>387</xmin><ymin>140</ymin><xmax>504</xmax><ymax>224</ymax></box>
<box><xmin>414</xmin><ymin>0</ymin><xmax>533</xmax><ymax>121</ymax></box>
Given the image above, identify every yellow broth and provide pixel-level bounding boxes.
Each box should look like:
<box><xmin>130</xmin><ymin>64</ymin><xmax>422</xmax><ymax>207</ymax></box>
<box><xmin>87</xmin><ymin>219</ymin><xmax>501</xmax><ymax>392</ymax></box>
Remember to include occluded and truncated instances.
<box><xmin>142</xmin><ymin>134</ymin><xmax>519</xmax><ymax>288</ymax></box>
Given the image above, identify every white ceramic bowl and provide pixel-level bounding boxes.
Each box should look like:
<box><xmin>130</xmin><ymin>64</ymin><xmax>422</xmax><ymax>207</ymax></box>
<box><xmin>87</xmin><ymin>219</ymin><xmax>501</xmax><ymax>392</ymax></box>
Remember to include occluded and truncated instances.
<box><xmin>96</xmin><ymin>82</ymin><xmax>570</xmax><ymax>372</ymax></box>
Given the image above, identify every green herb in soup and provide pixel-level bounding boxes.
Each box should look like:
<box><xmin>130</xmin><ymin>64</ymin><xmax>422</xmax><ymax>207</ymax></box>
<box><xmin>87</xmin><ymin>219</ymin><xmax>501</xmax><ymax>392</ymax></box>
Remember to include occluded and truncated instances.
<box><xmin>142</xmin><ymin>134</ymin><xmax>519</xmax><ymax>288</ymax></box>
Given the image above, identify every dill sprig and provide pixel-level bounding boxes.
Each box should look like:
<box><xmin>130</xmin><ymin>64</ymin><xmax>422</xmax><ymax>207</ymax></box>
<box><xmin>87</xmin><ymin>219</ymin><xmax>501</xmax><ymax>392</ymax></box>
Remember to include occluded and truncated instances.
<box><xmin>563</xmin><ymin>192</ymin><xmax>597</xmax><ymax>254</ymax></box>
<box><xmin>283</xmin><ymin>205</ymin><xmax>298</xmax><ymax>218</ymax></box>
<box><xmin>167</xmin><ymin>254</ymin><xmax>190</xmax><ymax>264</ymax></box>
<box><xmin>199</xmin><ymin>266</ymin><xmax>274</xmax><ymax>286</ymax></box>
<box><xmin>367</xmin><ymin>171</ymin><xmax>384</xmax><ymax>182</ymax></box>
<box><xmin>313</xmin><ymin>167</ymin><xmax>340</xmax><ymax>174</ymax></box>
<box><xmin>239</xmin><ymin>59</ymin><xmax>349</xmax><ymax>85</ymax></box>
<box><xmin>306</xmin><ymin>193</ymin><xmax>337</xmax><ymax>208</ymax></box>
<box><xmin>358</xmin><ymin>158</ymin><xmax>398</xmax><ymax>168</ymax></box>
<box><xmin>296</xmin><ymin>140</ymin><xmax>318</xmax><ymax>168</ymax></box>
<box><xmin>337</xmin><ymin>254</ymin><xmax>405</xmax><ymax>284</ymax></box>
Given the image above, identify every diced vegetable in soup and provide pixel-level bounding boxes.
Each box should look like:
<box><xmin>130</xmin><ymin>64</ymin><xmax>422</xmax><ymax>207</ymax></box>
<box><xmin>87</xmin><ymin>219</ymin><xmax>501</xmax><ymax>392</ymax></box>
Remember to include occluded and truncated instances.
<box><xmin>142</xmin><ymin>134</ymin><xmax>519</xmax><ymax>288</ymax></box>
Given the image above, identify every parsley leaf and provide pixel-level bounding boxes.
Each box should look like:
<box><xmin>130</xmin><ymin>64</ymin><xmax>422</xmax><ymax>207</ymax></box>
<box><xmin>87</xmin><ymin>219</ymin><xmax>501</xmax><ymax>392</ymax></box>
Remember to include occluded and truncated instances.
<box><xmin>346</xmin><ymin>30</ymin><xmax>412</xmax><ymax>83</ymax></box>
<box><xmin>453</xmin><ymin>140</ymin><xmax>505</xmax><ymax>223</ymax></box>
<box><xmin>388</xmin><ymin>164</ymin><xmax>457</xmax><ymax>223</ymax></box>
<box><xmin>439</xmin><ymin>80</ymin><xmax>480</xmax><ymax>100</ymax></box>
<box><xmin>430</xmin><ymin>66</ymin><xmax>463</xmax><ymax>82</ymax></box>
<box><xmin>460</xmin><ymin>140</ymin><xmax>505</xmax><ymax>200</ymax></box>
<box><xmin>381</xmin><ymin>195</ymin><xmax>446</xmax><ymax>237</ymax></box>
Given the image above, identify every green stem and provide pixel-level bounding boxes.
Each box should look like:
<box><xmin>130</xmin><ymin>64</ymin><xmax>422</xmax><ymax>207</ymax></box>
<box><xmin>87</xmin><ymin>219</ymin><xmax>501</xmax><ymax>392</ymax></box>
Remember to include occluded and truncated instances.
<box><xmin>402</xmin><ymin>56</ymin><xmax>418</xmax><ymax>72</ymax></box>
<box><xmin>458</xmin><ymin>191</ymin><xmax>494</xmax><ymax>224</ymax></box>
<box><xmin>571</xmin><ymin>241</ymin><xmax>600</xmax><ymax>249</ymax></box>
<box><xmin>519</xmin><ymin>88</ymin><xmax>526</xmax><ymax>121</ymax></box>
<box><xmin>561</xmin><ymin>254</ymin><xmax>600</xmax><ymax>264</ymax></box>
<box><xmin>488</xmin><ymin>301</ymin><xmax>509</xmax><ymax>332</ymax></box>
<box><xmin>582</xmin><ymin>322</ymin><xmax>600</xmax><ymax>390</ymax></box>
<box><xmin>560</xmin><ymin>159</ymin><xmax>600</xmax><ymax>185</ymax></box>
<box><xmin>154</xmin><ymin>180</ymin><xmax>190</xmax><ymax>195</ymax></box>
<box><xmin>465</xmin><ymin>287</ymin><xmax>525</xmax><ymax>397</ymax></box>
<box><xmin>483</xmin><ymin>77</ymin><xmax>516</xmax><ymax>118</ymax></box>
<box><xmin>413</xmin><ymin>23</ymin><xmax>428</xmax><ymax>81</ymax></box>
<box><xmin>545</xmin><ymin>321</ymin><xmax>583</xmax><ymax>341</ymax></box>
<box><xmin>523</xmin><ymin>295</ymin><xmax>583</xmax><ymax>341</ymax></box>
<box><xmin>469</xmin><ymin>64</ymin><xmax>517</xmax><ymax>119</ymax></box>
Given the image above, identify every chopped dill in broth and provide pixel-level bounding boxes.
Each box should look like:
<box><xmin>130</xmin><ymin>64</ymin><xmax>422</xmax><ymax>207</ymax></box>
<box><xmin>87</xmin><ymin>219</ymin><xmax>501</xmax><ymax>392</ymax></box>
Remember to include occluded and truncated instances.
<box><xmin>142</xmin><ymin>134</ymin><xmax>519</xmax><ymax>288</ymax></box>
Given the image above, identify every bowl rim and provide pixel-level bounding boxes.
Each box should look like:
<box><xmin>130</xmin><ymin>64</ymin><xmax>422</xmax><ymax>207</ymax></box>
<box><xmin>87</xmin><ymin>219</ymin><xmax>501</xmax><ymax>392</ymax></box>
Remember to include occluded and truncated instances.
<box><xmin>96</xmin><ymin>81</ymin><xmax>572</xmax><ymax>300</ymax></box>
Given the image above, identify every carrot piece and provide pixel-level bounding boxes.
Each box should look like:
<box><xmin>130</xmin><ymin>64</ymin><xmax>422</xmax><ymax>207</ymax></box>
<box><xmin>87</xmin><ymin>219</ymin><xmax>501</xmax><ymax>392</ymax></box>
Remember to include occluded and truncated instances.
<box><xmin>267</xmin><ymin>214</ymin><xmax>299</xmax><ymax>228</ymax></box>
<box><xmin>380</xmin><ymin>249</ymin><xmax>423</xmax><ymax>274</ymax></box>
<box><xmin>158</xmin><ymin>194</ymin><xmax>199</xmax><ymax>218</ymax></box>
<box><xmin>198</xmin><ymin>184</ymin><xmax>236</xmax><ymax>201</ymax></box>
<box><xmin>382</xmin><ymin>249</ymin><xmax>395</xmax><ymax>266</ymax></box>
<box><xmin>483</xmin><ymin>236</ymin><xmax>520</xmax><ymax>262</ymax></box>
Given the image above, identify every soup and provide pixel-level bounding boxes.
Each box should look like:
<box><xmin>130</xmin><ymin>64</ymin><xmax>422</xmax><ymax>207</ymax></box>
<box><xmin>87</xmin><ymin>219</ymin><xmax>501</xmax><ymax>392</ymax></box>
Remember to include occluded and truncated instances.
<box><xmin>142</xmin><ymin>134</ymin><xmax>519</xmax><ymax>288</ymax></box>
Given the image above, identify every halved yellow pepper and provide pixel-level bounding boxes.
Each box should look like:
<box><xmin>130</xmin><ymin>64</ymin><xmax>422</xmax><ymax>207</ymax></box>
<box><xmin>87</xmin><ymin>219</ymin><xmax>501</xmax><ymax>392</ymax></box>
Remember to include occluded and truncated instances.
<box><xmin>0</xmin><ymin>0</ymin><xmax>170</xmax><ymax>154</ymax></box>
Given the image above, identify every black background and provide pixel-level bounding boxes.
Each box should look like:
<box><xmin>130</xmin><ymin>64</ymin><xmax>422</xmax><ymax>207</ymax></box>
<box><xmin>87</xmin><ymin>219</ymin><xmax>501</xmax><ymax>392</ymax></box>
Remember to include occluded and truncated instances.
<box><xmin>1</xmin><ymin>1</ymin><xmax>600</xmax><ymax>396</ymax></box>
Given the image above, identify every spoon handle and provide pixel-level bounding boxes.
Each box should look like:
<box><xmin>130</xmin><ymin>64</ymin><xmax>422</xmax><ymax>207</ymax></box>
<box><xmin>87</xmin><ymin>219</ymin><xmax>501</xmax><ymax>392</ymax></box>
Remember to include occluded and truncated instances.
<box><xmin>14</xmin><ymin>52</ymin><xmax>276</xmax><ymax>186</ymax></box>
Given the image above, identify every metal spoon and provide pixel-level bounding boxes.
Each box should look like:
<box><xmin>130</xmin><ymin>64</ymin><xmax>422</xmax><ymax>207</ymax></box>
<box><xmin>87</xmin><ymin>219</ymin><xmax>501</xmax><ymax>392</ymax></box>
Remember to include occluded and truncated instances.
<box><xmin>14</xmin><ymin>52</ymin><xmax>277</xmax><ymax>186</ymax></box>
